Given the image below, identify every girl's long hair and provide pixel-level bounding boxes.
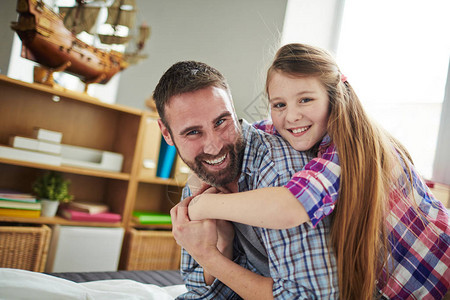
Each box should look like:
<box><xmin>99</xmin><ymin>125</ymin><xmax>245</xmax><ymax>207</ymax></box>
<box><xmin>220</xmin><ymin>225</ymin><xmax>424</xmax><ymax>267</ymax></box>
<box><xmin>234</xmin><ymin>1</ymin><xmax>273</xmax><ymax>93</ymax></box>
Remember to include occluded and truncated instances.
<box><xmin>266</xmin><ymin>43</ymin><xmax>413</xmax><ymax>299</ymax></box>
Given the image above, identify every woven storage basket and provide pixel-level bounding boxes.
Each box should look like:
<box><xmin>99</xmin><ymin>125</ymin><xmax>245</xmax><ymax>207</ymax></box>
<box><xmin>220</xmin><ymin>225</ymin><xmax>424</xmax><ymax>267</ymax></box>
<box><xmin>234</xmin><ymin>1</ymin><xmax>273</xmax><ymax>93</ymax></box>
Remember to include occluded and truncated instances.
<box><xmin>0</xmin><ymin>224</ymin><xmax>51</xmax><ymax>272</ymax></box>
<box><xmin>121</xmin><ymin>229</ymin><xmax>181</xmax><ymax>270</ymax></box>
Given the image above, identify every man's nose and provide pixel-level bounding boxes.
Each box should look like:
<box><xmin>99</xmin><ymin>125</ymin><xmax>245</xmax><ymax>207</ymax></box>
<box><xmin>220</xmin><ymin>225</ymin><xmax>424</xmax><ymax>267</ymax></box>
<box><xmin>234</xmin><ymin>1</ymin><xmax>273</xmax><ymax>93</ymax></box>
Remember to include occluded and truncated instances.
<box><xmin>203</xmin><ymin>132</ymin><xmax>223</xmax><ymax>155</ymax></box>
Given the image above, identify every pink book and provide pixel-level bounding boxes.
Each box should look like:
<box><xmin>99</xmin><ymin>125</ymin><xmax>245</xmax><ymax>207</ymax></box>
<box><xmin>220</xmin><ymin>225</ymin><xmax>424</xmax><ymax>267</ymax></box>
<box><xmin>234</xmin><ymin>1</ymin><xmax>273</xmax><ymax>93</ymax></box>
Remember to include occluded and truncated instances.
<box><xmin>60</xmin><ymin>208</ymin><xmax>121</xmax><ymax>223</ymax></box>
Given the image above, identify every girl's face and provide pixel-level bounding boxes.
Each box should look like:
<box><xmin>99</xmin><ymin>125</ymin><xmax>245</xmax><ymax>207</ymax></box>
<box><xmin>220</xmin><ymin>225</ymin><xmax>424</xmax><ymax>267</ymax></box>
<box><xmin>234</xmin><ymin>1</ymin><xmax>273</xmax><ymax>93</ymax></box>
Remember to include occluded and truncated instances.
<box><xmin>268</xmin><ymin>71</ymin><xmax>330</xmax><ymax>151</ymax></box>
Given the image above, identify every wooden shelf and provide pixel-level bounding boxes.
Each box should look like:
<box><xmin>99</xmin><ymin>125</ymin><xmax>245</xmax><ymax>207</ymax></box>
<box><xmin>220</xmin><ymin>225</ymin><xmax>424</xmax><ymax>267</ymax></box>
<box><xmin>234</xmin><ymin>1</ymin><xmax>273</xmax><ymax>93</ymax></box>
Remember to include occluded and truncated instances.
<box><xmin>131</xmin><ymin>221</ymin><xmax>172</xmax><ymax>230</ymax></box>
<box><xmin>0</xmin><ymin>157</ymin><xmax>131</xmax><ymax>180</ymax></box>
<box><xmin>138</xmin><ymin>176</ymin><xmax>185</xmax><ymax>187</ymax></box>
<box><xmin>0</xmin><ymin>215</ymin><xmax>122</xmax><ymax>228</ymax></box>
<box><xmin>0</xmin><ymin>75</ymin><xmax>185</xmax><ymax>271</ymax></box>
<box><xmin>0</xmin><ymin>75</ymin><xmax>142</xmax><ymax>116</ymax></box>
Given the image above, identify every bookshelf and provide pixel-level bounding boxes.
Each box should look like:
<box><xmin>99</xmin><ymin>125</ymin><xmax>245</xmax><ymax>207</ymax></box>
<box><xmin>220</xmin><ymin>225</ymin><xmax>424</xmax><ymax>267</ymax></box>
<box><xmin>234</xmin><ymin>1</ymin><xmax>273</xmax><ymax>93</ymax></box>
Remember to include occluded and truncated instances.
<box><xmin>0</xmin><ymin>75</ymin><xmax>185</xmax><ymax>269</ymax></box>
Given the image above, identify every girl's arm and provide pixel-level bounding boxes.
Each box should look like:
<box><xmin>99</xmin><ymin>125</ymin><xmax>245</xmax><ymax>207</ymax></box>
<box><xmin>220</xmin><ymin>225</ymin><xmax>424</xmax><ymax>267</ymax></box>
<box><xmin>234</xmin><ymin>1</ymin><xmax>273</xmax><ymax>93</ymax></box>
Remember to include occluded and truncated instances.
<box><xmin>188</xmin><ymin>187</ymin><xmax>309</xmax><ymax>229</ymax></box>
<box><xmin>188</xmin><ymin>140</ymin><xmax>340</xmax><ymax>229</ymax></box>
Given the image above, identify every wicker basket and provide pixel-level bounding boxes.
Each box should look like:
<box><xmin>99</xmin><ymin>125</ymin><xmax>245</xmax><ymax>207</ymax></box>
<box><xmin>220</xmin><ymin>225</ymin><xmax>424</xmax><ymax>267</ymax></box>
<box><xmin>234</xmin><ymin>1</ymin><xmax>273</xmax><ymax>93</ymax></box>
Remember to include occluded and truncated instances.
<box><xmin>121</xmin><ymin>229</ymin><xmax>181</xmax><ymax>270</ymax></box>
<box><xmin>0</xmin><ymin>224</ymin><xmax>51</xmax><ymax>272</ymax></box>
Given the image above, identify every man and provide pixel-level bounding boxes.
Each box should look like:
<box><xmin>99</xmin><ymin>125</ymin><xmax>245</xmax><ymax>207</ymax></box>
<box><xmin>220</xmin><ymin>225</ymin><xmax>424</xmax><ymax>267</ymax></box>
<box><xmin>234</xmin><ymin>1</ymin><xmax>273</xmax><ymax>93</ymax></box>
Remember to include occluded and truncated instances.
<box><xmin>153</xmin><ymin>61</ymin><xmax>337</xmax><ymax>299</ymax></box>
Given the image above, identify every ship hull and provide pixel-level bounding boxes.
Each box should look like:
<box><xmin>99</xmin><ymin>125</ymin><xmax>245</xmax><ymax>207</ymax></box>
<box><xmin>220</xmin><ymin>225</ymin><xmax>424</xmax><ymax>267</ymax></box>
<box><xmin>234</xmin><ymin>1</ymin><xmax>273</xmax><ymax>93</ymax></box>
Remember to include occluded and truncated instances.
<box><xmin>11</xmin><ymin>0</ymin><xmax>128</xmax><ymax>84</ymax></box>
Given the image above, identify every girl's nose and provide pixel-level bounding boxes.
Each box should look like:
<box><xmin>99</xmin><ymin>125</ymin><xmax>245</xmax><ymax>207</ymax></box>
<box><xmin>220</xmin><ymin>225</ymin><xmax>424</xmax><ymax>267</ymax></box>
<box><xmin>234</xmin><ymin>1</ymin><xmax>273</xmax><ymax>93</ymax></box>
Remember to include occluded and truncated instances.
<box><xmin>286</xmin><ymin>106</ymin><xmax>302</xmax><ymax>123</ymax></box>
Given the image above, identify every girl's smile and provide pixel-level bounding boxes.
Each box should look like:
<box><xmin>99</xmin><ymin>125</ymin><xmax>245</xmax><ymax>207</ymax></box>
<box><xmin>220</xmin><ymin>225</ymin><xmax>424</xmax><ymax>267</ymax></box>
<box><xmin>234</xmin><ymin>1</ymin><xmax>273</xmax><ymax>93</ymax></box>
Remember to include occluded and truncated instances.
<box><xmin>268</xmin><ymin>72</ymin><xmax>330</xmax><ymax>151</ymax></box>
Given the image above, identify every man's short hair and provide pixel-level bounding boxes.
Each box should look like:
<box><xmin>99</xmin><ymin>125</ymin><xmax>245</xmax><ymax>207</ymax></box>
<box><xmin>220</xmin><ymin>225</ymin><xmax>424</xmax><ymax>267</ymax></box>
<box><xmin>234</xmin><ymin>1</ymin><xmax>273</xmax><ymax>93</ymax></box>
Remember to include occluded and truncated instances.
<box><xmin>153</xmin><ymin>61</ymin><xmax>231</xmax><ymax>127</ymax></box>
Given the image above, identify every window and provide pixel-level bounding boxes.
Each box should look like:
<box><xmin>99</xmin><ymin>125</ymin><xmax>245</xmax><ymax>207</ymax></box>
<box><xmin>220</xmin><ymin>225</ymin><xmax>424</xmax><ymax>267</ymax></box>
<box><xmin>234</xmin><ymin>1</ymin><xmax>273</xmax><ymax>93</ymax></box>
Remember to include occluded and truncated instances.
<box><xmin>283</xmin><ymin>0</ymin><xmax>449</xmax><ymax>179</ymax></box>
<box><xmin>336</xmin><ymin>0</ymin><xmax>449</xmax><ymax>179</ymax></box>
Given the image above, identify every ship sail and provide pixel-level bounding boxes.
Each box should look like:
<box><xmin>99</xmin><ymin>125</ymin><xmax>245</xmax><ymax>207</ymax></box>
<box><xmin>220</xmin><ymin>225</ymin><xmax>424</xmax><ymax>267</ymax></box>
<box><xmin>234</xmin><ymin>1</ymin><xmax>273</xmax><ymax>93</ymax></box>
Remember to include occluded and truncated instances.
<box><xmin>98</xmin><ymin>34</ymin><xmax>131</xmax><ymax>44</ymax></box>
<box><xmin>106</xmin><ymin>0</ymin><xmax>136</xmax><ymax>29</ymax></box>
<box><xmin>123</xmin><ymin>22</ymin><xmax>150</xmax><ymax>64</ymax></box>
<box><xmin>59</xmin><ymin>5</ymin><xmax>101</xmax><ymax>35</ymax></box>
<box><xmin>137</xmin><ymin>22</ymin><xmax>150</xmax><ymax>49</ymax></box>
<box><xmin>57</xmin><ymin>0</ymin><xmax>149</xmax><ymax>53</ymax></box>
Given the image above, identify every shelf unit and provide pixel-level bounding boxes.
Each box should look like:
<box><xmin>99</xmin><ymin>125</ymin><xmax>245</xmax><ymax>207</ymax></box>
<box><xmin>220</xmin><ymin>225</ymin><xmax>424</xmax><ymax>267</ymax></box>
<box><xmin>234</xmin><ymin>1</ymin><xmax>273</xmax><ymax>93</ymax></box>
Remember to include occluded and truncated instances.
<box><xmin>0</xmin><ymin>75</ymin><xmax>184</xmax><ymax>269</ymax></box>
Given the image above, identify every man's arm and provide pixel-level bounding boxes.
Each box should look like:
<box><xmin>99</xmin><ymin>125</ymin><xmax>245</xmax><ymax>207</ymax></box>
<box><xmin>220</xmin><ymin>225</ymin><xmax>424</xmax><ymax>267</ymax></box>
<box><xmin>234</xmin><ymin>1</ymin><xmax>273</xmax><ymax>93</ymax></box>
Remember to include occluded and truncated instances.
<box><xmin>175</xmin><ymin>187</ymin><xmax>241</xmax><ymax>299</ymax></box>
<box><xmin>172</xmin><ymin>203</ymin><xmax>274</xmax><ymax>300</ymax></box>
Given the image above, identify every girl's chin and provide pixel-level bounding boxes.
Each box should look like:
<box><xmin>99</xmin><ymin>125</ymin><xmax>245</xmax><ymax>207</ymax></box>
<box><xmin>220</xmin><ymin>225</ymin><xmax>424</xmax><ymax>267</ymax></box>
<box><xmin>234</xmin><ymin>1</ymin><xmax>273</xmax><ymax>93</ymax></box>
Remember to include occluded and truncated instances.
<box><xmin>290</xmin><ymin>140</ymin><xmax>314</xmax><ymax>152</ymax></box>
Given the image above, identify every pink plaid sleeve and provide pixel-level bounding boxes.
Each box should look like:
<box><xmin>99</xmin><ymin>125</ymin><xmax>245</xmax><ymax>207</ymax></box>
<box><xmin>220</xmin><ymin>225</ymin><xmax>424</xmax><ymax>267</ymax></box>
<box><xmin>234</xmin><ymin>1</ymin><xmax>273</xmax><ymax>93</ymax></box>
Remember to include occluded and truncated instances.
<box><xmin>285</xmin><ymin>142</ymin><xmax>341</xmax><ymax>227</ymax></box>
<box><xmin>252</xmin><ymin>120</ymin><xmax>277</xmax><ymax>135</ymax></box>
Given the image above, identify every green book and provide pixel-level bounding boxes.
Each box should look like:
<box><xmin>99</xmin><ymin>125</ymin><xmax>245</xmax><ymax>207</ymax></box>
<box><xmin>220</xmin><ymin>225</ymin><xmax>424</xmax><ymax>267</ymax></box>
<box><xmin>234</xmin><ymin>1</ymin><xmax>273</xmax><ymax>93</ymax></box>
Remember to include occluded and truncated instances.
<box><xmin>133</xmin><ymin>211</ymin><xmax>172</xmax><ymax>225</ymax></box>
<box><xmin>0</xmin><ymin>199</ymin><xmax>41</xmax><ymax>210</ymax></box>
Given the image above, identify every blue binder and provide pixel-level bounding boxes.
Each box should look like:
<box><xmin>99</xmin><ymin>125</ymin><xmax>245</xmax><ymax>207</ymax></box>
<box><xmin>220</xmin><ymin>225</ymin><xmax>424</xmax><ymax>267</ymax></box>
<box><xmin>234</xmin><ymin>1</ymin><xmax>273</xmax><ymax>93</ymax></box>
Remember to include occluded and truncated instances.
<box><xmin>156</xmin><ymin>136</ymin><xmax>177</xmax><ymax>178</ymax></box>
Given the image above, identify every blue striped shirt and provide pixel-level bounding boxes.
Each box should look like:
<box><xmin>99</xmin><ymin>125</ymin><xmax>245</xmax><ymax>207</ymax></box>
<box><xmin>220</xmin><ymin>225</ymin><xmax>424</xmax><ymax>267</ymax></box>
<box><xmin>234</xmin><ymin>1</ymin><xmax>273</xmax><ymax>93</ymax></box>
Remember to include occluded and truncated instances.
<box><xmin>177</xmin><ymin>120</ymin><xmax>338</xmax><ymax>299</ymax></box>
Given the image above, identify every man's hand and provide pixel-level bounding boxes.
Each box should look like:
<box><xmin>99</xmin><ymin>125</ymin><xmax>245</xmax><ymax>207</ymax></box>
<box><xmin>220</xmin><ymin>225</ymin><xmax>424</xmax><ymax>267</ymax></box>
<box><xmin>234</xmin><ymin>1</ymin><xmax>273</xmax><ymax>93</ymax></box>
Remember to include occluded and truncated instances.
<box><xmin>216</xmin><ymin>220</ymin><xmax>235</xmax><ymax>260</ymax></box>
<box><xmin>170</xmin><ymin>199</ymin><xmax>219</xmax><ymax>262</ymax></box>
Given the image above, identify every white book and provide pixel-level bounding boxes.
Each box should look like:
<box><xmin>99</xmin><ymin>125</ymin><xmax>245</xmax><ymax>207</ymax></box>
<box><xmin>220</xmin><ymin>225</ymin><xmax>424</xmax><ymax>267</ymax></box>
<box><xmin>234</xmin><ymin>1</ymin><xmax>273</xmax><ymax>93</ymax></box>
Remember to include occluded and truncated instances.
<box><xmin>9</xmin><ymin>136</ymin><xmax>62</xmax><ymax>154</ymax></box>
<box><xmin>0</xmin><ymin>145</ymin><xmax>61</xmax><ymax>166</ymax></box>
<box><xmin>33</xmin><ymin>128</ymin><xmax>63</xmax><ymax>143</ymax></box>
<box><xmin>67</xmin><ymin>201</ymin><xmax>109</xmax><ymax>214</ymax></box>
<box><xmin>60</xmin><ymin>144</ymin><xmax>123</xmax><ymax>172</ymax></box>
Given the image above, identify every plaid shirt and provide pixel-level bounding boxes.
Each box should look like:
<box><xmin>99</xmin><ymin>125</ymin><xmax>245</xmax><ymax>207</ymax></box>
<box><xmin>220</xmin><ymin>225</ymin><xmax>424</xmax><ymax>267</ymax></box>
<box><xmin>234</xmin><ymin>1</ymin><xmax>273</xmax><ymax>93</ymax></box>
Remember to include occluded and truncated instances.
<box><xmin>177</xmin><ymin>120</ymin><xmax>338</xmax><ymax>299</ymax></box>
<box><xmin>253</xmin><ymin>120</ymin><xmax>340</xmax><ymax>227</ymax></box>
<box><xmin>255</xmin><ymin>120</ymin><xmax>450</xmax><ymax>299</ymax></box>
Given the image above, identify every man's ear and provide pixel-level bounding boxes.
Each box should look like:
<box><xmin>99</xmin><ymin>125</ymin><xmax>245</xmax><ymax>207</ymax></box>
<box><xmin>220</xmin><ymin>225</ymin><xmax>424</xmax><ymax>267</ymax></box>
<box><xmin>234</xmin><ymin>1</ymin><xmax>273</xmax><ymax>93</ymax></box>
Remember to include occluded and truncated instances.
<box><xmin>157</xmin><ymin>119</ymin><xmax>174</xmax><ymax>146</ymax></box>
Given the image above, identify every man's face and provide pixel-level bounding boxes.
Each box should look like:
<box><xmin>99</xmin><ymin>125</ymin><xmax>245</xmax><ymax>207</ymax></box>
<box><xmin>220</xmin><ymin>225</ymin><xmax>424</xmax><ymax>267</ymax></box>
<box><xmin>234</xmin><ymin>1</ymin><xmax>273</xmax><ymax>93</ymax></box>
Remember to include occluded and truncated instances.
<box><xmin>158</xmin><ymin>86</ymin><xmax>244</xmax><ymax>187</ymax></box>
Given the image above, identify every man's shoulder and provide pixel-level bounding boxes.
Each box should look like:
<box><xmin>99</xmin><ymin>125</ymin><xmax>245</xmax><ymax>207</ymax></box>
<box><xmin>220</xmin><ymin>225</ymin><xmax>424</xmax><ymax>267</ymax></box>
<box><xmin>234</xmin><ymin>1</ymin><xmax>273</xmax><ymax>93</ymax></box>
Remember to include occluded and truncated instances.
<box><xmin>242</xmin><ymin>120</ymin><xmax>306</xmax><ymax>157</ymax></box>
<box><xmin>241</xmin><ymin>120</ymin><xmax>313</xmax><ymax>173</ymax></box>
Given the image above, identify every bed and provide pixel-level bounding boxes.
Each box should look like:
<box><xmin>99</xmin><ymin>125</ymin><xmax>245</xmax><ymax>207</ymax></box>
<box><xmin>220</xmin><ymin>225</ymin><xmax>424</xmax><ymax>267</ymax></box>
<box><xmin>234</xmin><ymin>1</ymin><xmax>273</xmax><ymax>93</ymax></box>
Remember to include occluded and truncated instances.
<box><xmin>48</xmin><ymin>269</ymin><xmax>184</xmax><ymax>285</ymax></box>
<box><xmin>0</xmin><ymin>268</ymin><xmax>187</xmax><ymax>299</ymax></box>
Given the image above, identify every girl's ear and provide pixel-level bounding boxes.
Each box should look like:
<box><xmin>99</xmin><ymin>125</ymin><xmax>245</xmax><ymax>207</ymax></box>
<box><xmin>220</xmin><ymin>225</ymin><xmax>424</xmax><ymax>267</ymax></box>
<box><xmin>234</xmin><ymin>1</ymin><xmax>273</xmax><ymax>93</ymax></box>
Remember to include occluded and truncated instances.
<box><xmin>157</xmin><ymin>119</ymin><xmax>174</xmax><ymax>146</ymax></box>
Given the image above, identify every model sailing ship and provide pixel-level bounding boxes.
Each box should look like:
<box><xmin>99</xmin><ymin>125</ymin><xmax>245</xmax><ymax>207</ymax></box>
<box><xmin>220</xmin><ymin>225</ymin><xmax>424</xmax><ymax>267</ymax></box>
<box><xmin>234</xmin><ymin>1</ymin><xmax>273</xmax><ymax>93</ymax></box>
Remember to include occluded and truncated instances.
<box><xmin>10</xmin><ymin>0</ymin><xmax>150</xmax><ymax>89</ymax></box>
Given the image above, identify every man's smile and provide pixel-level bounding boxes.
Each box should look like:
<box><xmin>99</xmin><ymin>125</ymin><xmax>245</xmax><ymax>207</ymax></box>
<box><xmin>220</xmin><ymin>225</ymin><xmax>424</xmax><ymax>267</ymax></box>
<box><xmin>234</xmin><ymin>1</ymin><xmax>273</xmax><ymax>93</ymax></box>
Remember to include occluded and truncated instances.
<box><xmin>204</xmin><ymin>153</ymin><xmax>227</xmax><ymax>166</ymax></box>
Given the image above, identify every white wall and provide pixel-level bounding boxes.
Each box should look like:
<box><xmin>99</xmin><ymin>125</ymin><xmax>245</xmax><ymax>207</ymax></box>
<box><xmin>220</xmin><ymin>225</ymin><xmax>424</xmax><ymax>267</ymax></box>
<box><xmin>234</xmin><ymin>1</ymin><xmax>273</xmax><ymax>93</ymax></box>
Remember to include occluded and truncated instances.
<box><xmin>433</xmin><ymin>60</ymin><xmax>450</xmax><ymax>185</ymax></box>
<box><xmin>282</xmin><ymin>0</ymin><xmax>345</xmax><ymax>54</ymax></box>
<box><xmin>115</xmin><ymin>0</ymin><xmax>288</xmax><ymax>121</ymax></box>
<box><xmin>0</xmin><ymin>0</ymin><xmax>17</xmax><ymax>75</ymax></box>
<box><xmin>3</xmin><ymin>0</ymin><xmax>341</xmax><ymax>120</ymax></box>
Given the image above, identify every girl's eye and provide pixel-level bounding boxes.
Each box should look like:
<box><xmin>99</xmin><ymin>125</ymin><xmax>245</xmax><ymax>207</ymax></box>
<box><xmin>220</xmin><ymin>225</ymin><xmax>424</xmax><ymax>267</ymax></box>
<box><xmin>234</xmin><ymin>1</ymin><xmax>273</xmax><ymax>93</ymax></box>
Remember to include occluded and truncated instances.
<box><xmin>272</xmin><ymin>103</ymin><xmax>285</xmax><ymax>108</ymax></box>
<box><xmin>300</xmin><ymin>98</ymin><xmax>313</xmax><ymax>103</ymax></box>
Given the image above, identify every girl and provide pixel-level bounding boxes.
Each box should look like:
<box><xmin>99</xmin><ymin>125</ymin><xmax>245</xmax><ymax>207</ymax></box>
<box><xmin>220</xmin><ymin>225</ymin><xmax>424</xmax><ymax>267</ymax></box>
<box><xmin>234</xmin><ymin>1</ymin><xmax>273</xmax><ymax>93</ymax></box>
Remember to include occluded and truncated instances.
<box><xmin>186</xmin><ymin>43</ymin><xmax>449</xmax><ymax>299</ymax></box>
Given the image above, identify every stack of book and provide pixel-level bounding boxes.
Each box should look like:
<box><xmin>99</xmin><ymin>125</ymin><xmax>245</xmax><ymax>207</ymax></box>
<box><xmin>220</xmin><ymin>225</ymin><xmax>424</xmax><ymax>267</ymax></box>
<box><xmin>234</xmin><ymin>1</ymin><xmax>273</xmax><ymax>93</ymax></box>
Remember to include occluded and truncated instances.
<box><xmin>59</xmin><ymin>201</ymin><xmax>121</xmax><ymax>223</ymax></box>
<box><xmin>3</xmin><ymin>128</ymin><xmax>63</xmax><ymax>166</ymax></box>
<box><xmin>0</xmin><ymin>190</ymin><xmax>41</xmax><ymax>218</ymax></box>
<box><xmin>5</xmin><ymin>127</ymin><xmax>124</xmax><ymax>172</ymax></box>
<box><xmin>132</xmin><ymin>211</ymin><xmax>172</xmax><ymax>225</ymax></box>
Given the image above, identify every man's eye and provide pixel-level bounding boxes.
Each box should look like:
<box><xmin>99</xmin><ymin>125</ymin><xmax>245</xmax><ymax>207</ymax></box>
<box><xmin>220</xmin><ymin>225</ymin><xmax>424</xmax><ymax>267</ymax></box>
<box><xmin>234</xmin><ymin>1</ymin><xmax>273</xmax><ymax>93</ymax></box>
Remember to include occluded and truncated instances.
<box><xmin>186</xmin><ymin>130</ymin><xmax>199</xmax><ymax>136</ymax></box>
<box><xmin>215</xmin><ymin>119</ymin><xmax>225</xmax><ymax>127</ymax></box>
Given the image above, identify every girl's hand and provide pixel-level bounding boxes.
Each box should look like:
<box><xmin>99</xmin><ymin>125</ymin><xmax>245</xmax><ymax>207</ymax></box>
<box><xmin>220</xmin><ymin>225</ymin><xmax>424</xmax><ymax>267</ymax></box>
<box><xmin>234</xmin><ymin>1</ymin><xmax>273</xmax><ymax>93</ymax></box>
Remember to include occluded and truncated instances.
<box><xmin>188</xmin><ymin>187</ymin><xmax>222</xmax><ymax>221</ymax></box>
<box><xmin>187</xmin><ymin>194</ymin><xmax>203</xmax><ymax>221</ymax></box>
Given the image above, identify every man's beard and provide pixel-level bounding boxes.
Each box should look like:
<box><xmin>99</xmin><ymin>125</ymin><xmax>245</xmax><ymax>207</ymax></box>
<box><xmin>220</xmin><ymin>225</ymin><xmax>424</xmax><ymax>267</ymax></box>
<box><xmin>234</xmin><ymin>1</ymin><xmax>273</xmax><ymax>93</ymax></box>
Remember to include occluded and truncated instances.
<box><xmin>175</xmin><ymin>135</ymin><xmax>245</xmax><ymax>187</ymax></box>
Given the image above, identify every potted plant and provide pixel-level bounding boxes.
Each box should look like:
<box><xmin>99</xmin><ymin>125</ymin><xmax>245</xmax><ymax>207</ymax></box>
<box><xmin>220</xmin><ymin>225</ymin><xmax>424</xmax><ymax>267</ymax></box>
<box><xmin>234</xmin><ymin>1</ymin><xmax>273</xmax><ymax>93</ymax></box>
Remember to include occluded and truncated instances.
<box><xmin>32</xmin><ymin>171</ymin><xmax>73</xmax><ymax>217</ymax></box>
